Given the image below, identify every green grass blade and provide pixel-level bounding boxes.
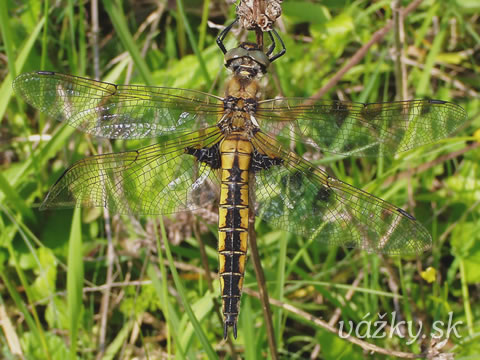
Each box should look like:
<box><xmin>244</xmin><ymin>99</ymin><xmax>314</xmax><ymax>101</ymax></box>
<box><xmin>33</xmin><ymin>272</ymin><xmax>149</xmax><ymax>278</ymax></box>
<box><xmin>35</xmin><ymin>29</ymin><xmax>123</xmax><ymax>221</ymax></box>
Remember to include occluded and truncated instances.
<box><xmin>147</xmin><ymin>265</ymin><xmax>181</xmax><ymax>356</ymax></box>
<box><xmin>150</xmin><ymin>221</ymin><xmax>174</xmax><ymax>356</ymax></box>
<box><xmin>413</xmin><ymin>2</ymin><xmax>438</xmax><ymax>49</ymax></box>
<box><xmin>0</xmin><ymin>125</ymin><xmax>74</xmax><ymax>205</ymax></box>
<box><xmin>67</xmin><ymin>207</ymin><xmax>83</xmax><ymax>359</ymax></box>
<box><xmin>100</xmin><ymin>318</ymin><xmax>135</xmax><ymax>360</ymax></box>
<box><xmin>274</xmin><ymin>232</ymin><xmax>288</xmax><ymax>346</ymax></box>
<box><xmin>66</xmin><ymin>0</ymin><xmax>78</xmax><ymax>71</ymax></box>
<box><xmin>77</xmin><ymin>0</ymin><xmax>86</xmax><ymax>76</ymax></box>
<box><xmin>465</xmin><ymin>21</ymin><xmax>480</xmax><ymax>45</ymax></box>
<box><xmin>198</xmin><ymin>0</ymin><xmax>210</xmax><ymax>51</ymax></box>
<box><xmin>0</xmin><ymin>16</ymin><xmax>45</xmax><ymax>120</ymax></box>
<box><xmin>459</xmin><ymin>258</ymin><xmax>474</xmax><ymax>336</ymax></box>
<box><xmin>40</xmin><ymin>0</ymin><xmax>50</xmax><ymax>69</ymax></box>
<box><xmin>175</xmin><ymin>0</ymin><xmax>211</xmax><ymax>84</ymax></box>
<box><xmin>241</xmin><ymin>296</ymin><xmax>256</xmax><ymax>359</ymax></box>
<box><xmin>2</xmin><ymin>210</ymin><xmax>51</xmax><ymax>359</ymax></box>
<box><xmin>0</xmin><ymin>269</ymin><xmax>41</xmax><ymax>350</ymax></box>
<box><xmin>0</xmin><ymin>172</ymin><xmax>35</xmax><ymax>223</ymax></box>
<box><xmin>416</xmin><ymin>19</ymin><xmax>448</xmax><ymax>96</ymax></box>
<box><xmin>158</xmin><ymin>217</ymin><xmax>216</xmax><ymax>359</ymax></box>
<box><xmin>0</xmin><ymin>0</ymin><xmax>17</xmax><ymax>78</ymax></box>
<box><xmin>103</xmin><ymin>0</ymin><xmax>153</xmax><ymax>85</ymax></box>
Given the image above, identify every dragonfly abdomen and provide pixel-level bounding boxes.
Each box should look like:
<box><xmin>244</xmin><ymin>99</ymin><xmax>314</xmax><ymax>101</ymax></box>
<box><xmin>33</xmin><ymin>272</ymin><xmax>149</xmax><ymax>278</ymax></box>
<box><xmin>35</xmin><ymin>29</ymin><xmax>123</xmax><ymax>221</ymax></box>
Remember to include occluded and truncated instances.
<box><xmin>218</xmin><ymin>133</ymin><xmax>253</xmax><ymax>339</ymax></box>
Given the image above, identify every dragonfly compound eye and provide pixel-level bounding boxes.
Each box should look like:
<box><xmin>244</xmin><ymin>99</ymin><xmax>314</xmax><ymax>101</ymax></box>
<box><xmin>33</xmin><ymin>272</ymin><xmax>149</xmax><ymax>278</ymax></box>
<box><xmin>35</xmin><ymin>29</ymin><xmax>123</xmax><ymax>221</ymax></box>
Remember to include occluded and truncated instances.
<box><xmin>247</xmin><ymin>50</ymin><xmax>270</xmax><ymax>68</ymax></box>
<box><xmin>224</xmin><ymin>47</ymin><xmax>249</xmax><ymax>65</ymax></box>
<box><xmin>225</xmin><ymin>45</ymin><xmax>269</xmax><ymax>77</ymax></box>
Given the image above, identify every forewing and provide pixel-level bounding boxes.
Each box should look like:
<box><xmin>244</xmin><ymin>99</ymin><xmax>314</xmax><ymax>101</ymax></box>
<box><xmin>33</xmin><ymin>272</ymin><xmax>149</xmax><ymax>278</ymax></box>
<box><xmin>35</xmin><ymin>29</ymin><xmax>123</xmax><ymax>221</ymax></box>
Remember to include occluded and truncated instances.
<box><xmin>13</xmin><ymin>72</ymin><xmax>223</xmax><ymax>139</ymax></box>
<box><xmin>41</xmin><ymin>127</ymin><xmax>223</xmax><ymax>214</ymax></box>
<box><xmin>256</xmin><ymin>99</ymin><xmax>467</xmax><ymax>156</ymax></box>
<box><xmin>251</xmin><ymin>131</ymin><xmax>432</xmax><ymax>255</ymax></box>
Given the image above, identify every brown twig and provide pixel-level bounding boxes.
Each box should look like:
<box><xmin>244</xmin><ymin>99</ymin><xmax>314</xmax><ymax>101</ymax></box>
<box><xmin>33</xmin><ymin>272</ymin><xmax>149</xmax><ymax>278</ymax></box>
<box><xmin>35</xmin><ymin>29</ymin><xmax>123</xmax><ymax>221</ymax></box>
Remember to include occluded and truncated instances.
<box><xmin>309</xmin><ymin>0</ymin><xmax>424</xmax><ymax>102</ymax></box>
<box><xmin>96</xmin><ymin>209</ymin><xmax>115</xmax><ymax>358</ymax></box>
<box><xmin>89</xmin><ymin>0</ymin><xmax>117</xmax><ymax>357</ymax></box>
<box><xmin>255</xmin><ymin>27</ymin><xmax>264</xmax><ymax>51</ymax></box>
<box><xmin>248</xmin><ymin>211</ymin><xmax>278</xmax><ymax>359</ymax></box>
<box><xmin>242</xmin><ymin>287</ymin><xmax>424</xmax><ymax>359</ymax></box>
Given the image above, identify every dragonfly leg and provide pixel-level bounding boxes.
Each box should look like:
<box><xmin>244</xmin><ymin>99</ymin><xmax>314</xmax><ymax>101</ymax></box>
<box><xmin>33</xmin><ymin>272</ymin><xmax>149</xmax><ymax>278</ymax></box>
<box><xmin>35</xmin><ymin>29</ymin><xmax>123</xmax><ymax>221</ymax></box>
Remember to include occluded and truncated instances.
<box><xmin>267</xmin><ymin>28</ymin><xmax>286</xmax><ymax>62</ymax></box>
<box><xmin>266</xmin><ymin>31</ymin><xmax>276</xmax><ymax>56</ymax></box>
<box><xmin>217</xmin><ymin>18</ymin><xmax>239</xmax><ymax>54</ymax></box>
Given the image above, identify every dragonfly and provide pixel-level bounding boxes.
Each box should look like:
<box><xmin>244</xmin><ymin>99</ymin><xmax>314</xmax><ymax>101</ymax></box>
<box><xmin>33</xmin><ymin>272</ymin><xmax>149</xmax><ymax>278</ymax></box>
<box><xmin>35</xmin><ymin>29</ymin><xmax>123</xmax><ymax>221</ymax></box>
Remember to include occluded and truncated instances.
<box><xmin>13</xmin><ymin>31</ymin><xmax>467</xmax><ymax>340</ymax></box>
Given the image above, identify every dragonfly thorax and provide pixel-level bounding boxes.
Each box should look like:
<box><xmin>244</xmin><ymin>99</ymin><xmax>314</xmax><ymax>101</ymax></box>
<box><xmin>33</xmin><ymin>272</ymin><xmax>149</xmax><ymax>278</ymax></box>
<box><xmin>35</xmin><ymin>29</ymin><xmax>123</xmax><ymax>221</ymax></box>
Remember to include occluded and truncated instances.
<box><xmin>223</xmin><ymin>96</ymin><xmax>257</xmax><ymax>113</ymax></box>
<box><xmin>218</xmin><ymin>110</ymin><xmax>259</xmax><ymax>136</ymax></box>
<box><xmin>221</xmin><ymin>75</ymin><xmax>261</xmax><ymax>136</ymax></box>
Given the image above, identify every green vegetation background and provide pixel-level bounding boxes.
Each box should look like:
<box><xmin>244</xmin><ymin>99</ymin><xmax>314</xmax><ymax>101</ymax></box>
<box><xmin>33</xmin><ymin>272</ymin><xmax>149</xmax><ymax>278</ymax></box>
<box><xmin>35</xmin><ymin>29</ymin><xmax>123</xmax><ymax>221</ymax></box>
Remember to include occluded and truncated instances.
<box><xmin>1</xmin><ymin>0</ymin><xmax>479</xmax><ymax>358</ymax></box>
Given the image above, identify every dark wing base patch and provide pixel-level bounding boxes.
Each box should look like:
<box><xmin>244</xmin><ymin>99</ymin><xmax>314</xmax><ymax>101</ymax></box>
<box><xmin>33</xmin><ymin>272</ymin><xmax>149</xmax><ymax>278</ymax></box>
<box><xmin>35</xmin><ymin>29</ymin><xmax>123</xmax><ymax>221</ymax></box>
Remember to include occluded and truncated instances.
<box><xmin>251</xmin><ymin>148</ymin><xmax>283</xmax><ymax>172</ymax></box>
<box><xmin>185</xmin><ymin>142</ymin><xmax>222</xmax><ymax>169</ymax></box>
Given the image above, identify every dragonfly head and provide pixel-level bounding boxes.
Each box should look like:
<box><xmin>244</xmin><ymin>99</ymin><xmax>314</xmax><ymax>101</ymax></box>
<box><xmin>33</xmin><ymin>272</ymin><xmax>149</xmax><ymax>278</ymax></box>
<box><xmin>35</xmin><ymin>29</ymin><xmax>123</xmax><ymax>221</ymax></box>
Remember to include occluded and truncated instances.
<box><xmin>224</xmin><ymin>42</ymin><xmax>270</xmax><ymax>79</ymax></box>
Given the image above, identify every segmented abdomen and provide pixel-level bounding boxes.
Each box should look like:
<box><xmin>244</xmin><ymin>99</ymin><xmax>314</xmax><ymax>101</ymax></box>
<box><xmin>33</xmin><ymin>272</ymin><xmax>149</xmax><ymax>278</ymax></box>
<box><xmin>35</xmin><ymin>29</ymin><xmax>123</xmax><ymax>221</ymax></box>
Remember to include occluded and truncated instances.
<box><xmin>218</xmin><ymin>132</ymin><xmax>252</xmax><ymax>339</ymax></box>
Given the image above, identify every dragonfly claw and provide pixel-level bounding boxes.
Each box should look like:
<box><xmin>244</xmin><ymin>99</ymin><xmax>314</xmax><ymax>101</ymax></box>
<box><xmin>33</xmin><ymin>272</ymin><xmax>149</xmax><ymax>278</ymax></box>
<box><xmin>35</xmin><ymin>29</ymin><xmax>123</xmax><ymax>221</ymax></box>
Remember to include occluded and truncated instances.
<box><xmin>223</xmin><ymin>316</ymin><xmax>238</xmax><ymax>339</ymax></box>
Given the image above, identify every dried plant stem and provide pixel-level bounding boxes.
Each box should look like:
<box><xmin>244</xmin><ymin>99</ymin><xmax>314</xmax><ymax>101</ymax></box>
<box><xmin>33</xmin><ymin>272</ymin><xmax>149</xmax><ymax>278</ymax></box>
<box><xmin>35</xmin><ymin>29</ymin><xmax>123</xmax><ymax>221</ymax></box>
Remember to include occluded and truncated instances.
<box><xmin>89</xmin><ymin>0</ymin><xmax>116</xmax><ymax>357</ymax></box>
<box><xmin>248</xmin><ymin>211</ymin><xmax>278</xmax><ymax>359</ymax></box>
<box><xmin>96</xmin><ymin>208</ymin><xmax>114</xmax><ymax>358</ymax></box>
<box><xmin>91</xmin><ymin>0</ymin><xmax>100</xmax><ymax>80</ymax></box>
<box><xmin>242</xmin><ymin>287</ymin><xmax>423</xmax><ymax>359</ymax></box>
<box><xmin>392</xmin><ymin>0</ymin><xmax>408</xmax><ymax>100</ymax></box>
<box><xmin>255</xmin><ymin>27</ymin><xmax>264</xmax><ymax>51</ymax></box>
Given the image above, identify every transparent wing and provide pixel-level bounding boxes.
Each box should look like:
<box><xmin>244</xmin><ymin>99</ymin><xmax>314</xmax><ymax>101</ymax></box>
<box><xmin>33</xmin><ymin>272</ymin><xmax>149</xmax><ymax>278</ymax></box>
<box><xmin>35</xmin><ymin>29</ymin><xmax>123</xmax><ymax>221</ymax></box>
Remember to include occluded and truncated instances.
<box><xmin>251</xmin><ymin>131</ymin><xmax>431</xmax><ymax>255</ymax></box>
<box><xmin>41</xmin><ymin>127</ymin><xmax>223</xmax><ymax>214</ymax></box>
<box><xmin>256</xmin><ymin>98</ymin><xmax>467</xmax><ymax>156</ymax></box>
<box><xmin>13</xmin><ymin>71</ymin><xmax>224</xmax><ymax>139</ymax></box>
